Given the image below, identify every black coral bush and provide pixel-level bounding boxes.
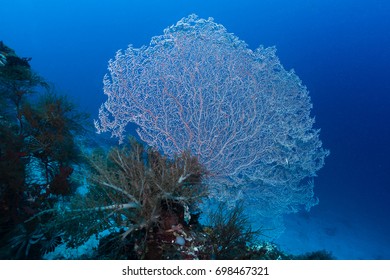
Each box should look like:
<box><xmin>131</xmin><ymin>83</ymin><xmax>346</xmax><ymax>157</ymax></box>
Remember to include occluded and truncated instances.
<box><xmin>53</xmin><ymin>138</ymin><xmax>207</xmax><ymax>257</ymax></box>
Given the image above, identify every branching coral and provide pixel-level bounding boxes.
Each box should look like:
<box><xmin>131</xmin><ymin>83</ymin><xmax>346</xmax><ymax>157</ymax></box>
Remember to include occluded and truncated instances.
<box><xmin>39</xmin><ymin>138</ymin><xmax>208</xmax><ymax>254</ymax></box>
<box><xmin>95</xmin><ymin>15</ymin><xmax>329</xmax><ymax>235</ymax></box>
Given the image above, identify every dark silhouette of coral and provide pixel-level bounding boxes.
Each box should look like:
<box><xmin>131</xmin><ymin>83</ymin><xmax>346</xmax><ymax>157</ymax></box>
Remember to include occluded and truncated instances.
<box><xmin>206</xmin><ymin>201</ymin><xmax>262</xmax><ymax>259</ymax></box>
<box><xmin>0</xmin><ymin>42</ymin><xmax>88</xmax><ymax>259</ymax></box>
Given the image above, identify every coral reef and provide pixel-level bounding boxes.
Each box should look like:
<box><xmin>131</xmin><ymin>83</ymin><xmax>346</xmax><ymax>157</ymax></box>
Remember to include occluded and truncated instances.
<box><xmin>0</xmin><ymin>40</ymin><xmax>332</xmax><ymax>260</ymax></box>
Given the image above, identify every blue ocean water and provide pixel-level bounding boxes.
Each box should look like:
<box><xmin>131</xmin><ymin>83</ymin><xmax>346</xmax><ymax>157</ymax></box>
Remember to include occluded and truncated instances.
<box><xmin>1</xmin><ymin>0</ymin><xmax>389</xmax><ymax>259</ymax></box>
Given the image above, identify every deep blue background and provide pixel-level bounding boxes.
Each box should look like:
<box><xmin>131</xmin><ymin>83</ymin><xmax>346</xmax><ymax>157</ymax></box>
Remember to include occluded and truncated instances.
<box><xmin>2</xmin><ymin>0</ymin><xmax>389</xmax><ymax>258</ymax></box>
